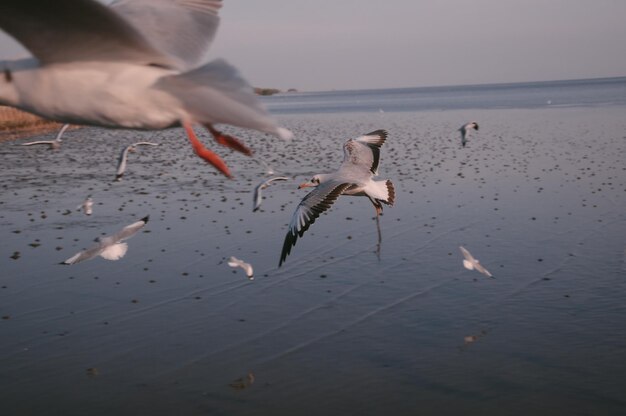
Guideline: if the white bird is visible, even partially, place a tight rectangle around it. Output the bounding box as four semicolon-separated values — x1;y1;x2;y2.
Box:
459;121;479;148
279;130;395;266
0;0;292;178
61;215;149;265
19;123;70;150
459;246;493;278
77;196;93;215
227;256;254;279
253;176;289;212
114;141;159;181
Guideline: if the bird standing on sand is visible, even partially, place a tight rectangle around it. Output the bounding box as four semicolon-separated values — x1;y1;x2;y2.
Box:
459;121;479;148
61;215;149;264
114;141;159;181
459;246;493;278
0;0;292;178
279;130;395;266
19;123;69;151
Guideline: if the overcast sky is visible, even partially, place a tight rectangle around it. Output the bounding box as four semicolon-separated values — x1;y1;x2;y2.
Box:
1;0;625;91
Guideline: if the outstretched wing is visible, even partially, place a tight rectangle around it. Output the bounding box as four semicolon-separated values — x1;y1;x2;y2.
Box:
61;243;104;265
279;182;351;266
111;215;149;242
459;246;475;262
341;130;387;175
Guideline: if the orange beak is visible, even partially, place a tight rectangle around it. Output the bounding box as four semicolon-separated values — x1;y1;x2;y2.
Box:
298;182;314;189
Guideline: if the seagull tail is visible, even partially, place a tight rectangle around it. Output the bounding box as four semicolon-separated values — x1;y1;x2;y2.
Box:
370;179;395;207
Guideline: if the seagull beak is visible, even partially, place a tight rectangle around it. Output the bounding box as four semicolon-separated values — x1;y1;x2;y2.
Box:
298;182;313;189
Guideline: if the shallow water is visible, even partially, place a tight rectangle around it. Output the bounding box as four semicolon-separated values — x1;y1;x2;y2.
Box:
1;107;625;415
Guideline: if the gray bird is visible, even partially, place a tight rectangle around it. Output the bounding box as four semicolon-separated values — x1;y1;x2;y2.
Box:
459;246;493;278
253;176;289;212
19;123;69;150
114;141;159;181
459;121;479;148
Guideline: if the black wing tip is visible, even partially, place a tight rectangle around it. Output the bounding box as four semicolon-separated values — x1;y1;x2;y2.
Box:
365;129;388;139
140;215;150;223
59;261;69;265
278;231;297;267
385;180;396;206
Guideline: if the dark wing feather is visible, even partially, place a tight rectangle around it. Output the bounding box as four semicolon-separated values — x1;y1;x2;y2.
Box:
342;130;387;175
279;182;351;266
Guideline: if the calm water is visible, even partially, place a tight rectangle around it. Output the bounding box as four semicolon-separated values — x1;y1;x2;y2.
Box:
1;79;625;415
262;77;626;114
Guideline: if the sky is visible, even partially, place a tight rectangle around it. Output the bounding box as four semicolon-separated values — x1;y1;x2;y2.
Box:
1;0;625;92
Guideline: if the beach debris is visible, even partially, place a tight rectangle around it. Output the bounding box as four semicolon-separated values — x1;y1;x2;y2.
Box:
77;196;93;215
253;176;289;211
86;367;99;378
18;123;69;151
459;121;479;148
228;256;254;279
459;246;493;278
114;142;159;182
279;130;395;266
229;372;255;390
61;215;149;265
0;1;292;178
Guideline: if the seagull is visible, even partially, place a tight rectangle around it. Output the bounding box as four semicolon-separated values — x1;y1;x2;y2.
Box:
19;123;70;150
459;246;493;278
77;196;93;215
114;141;159;181
253;176;289;212
0;0;292;178
61;215;149;265
279;130;395;266
227;256;254;279
459;121;479;148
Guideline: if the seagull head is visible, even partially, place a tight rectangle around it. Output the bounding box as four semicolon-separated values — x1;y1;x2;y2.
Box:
298;174;323;189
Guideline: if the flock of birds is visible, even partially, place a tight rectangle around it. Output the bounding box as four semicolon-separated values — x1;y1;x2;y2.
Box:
1;0;491;279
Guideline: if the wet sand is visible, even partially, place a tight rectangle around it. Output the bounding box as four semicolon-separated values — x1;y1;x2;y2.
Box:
1;107;625;415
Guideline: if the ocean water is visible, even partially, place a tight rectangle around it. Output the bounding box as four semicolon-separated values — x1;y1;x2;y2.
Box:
262;76;626;114
1;78;625;415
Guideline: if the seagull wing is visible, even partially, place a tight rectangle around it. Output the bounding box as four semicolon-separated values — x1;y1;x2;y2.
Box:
62;243;105;265
474;262;493;278
279;181;351;266
340;130;387;176
459;246;475;262
20;141;54;146
228;256;253;277
131;142;160;146
110;216;149;242
111;0;222;70
115;146;133;179
55;124;70;141
252;176;288;211
99;242;129;260
0;0;174;67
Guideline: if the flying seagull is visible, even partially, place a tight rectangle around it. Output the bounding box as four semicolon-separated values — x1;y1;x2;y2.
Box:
61;215;149;265
253;176;289;212
459;246;493;278
279;130;395;266
227;256;254;279
19;123;70;150
0;0;292;178
459;121;479;148
114;141;159;181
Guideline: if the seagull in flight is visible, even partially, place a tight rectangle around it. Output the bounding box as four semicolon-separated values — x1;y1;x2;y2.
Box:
253;176;289;212
227;256;254;279
114;141;159;181
279;130;395;266
459;121;479;148
19;123;70;150
61;215;149;265
459;246;493;278
0;0;292;178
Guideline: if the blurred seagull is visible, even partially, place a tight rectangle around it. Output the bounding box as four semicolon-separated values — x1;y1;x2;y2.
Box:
19;123;69;151
114;141;159;181
77;196;93;215
459;246;493;278
0;0;292;178
61;215;149;265
253;176;289;212
227;256;254;279
459;121;479;148
279;130;395;266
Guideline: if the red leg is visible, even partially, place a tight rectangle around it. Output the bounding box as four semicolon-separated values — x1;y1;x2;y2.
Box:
184;122;232;178
205;124;253;156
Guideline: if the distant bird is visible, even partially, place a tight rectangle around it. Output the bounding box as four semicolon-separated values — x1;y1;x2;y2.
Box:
459;121;479;148
19;123;69;150
253;176;289;212
61;215;149;265
227;256;254;279
279;130;395;266
0;0;292;178
114;141;159;181
77;196;93;216
459;246;493;278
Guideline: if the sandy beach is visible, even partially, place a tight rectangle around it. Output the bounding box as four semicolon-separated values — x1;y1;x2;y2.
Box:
1;107;625;415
